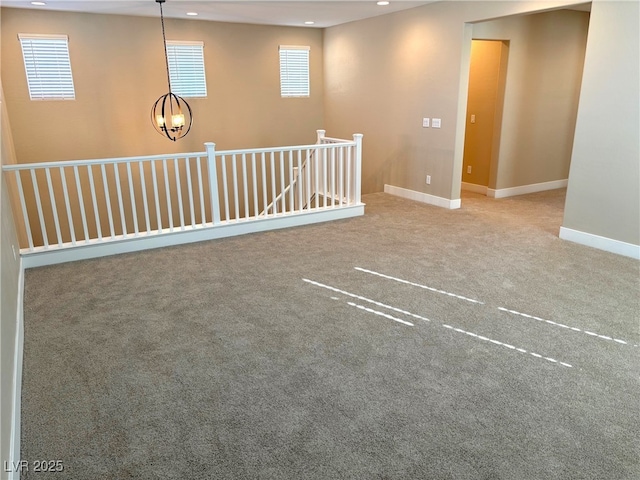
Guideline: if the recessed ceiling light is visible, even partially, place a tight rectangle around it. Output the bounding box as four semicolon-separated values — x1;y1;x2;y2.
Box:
377;1;390;5
31;1;46;5
186;12;198;16
304;21;315;25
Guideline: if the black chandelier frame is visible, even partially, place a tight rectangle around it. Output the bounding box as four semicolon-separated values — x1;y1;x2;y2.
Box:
151;0;193;141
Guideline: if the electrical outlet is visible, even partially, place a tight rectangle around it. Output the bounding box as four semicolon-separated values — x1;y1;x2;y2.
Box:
426;175;431;185
467;166;472;174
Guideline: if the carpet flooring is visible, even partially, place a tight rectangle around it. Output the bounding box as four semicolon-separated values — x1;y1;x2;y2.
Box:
20;189;639;479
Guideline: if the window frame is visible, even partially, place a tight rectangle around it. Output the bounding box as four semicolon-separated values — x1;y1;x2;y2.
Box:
18;33;76;101
165;40;207;99
279;45;310;98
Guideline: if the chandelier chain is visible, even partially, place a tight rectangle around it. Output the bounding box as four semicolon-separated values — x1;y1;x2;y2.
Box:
159;1;172;93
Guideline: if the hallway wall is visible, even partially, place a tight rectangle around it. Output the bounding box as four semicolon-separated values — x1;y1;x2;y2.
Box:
563;0;640;250
472;9;589;191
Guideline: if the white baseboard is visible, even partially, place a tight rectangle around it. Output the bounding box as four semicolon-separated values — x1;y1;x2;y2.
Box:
384;184;461;209
461;182;488;195
559;227;640;260
487;179;568;199
9;260;24;480
21;205;365;269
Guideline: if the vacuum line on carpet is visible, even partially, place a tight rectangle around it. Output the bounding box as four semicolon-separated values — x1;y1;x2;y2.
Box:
347;301;414;326
498;307;630;346
354;267;484;305
305;278;574;369
441;324;573;368
303;278;432;323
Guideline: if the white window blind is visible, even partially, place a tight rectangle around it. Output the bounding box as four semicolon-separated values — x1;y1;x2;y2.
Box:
166;41;207;98
18;34;75;100
279;46;310;97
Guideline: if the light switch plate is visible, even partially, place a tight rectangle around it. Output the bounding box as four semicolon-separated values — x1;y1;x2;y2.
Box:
432;118;441;128
422;118;430;128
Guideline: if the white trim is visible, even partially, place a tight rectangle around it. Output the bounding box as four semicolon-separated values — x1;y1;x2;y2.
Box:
487;179;568;199
461;182;488;195
21;205;365;269
384;184;460;210
9;259;24;480
559;227;640;260
279;45;310;51
17;33;68;41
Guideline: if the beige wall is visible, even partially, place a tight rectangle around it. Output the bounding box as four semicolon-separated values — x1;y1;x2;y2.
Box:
563;0;640;246
473;9;589;190
324;1;591;197
1;8;325;163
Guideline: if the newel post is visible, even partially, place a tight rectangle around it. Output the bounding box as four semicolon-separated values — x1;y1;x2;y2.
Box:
353;133;363;204
316;129;326;144
205;142;220;225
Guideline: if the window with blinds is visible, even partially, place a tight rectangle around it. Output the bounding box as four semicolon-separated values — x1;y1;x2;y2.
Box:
279;46;310;97
18;34;75;100
166;41;207;98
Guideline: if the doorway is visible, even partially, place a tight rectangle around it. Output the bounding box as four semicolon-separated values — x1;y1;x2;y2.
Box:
461;40;508;195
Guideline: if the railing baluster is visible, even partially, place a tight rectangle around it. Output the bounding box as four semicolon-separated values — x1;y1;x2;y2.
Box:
59;167;76;245
339;146;344;207
232;154;239;221
14;171;34;251
113;163;127;238
174;158;185;230
196;156;206;226
162;158;173;232
45;168;63;246
322;148;328;208
73;166;90;243
261;152;267;215
346;146;352;205
297;149;303;213
314;148;319;209
279;151;286;214
330;147;336;207
186;157;195;228
139;161;150;234
270;152;277;214
100;164;115;239
251;153;258;218
288;150;294;213
305;149;311;210
151;160;162;231
87;165;102;241
126;162;139;236
242;153;249;220
221;154;230;222
30;170;48;248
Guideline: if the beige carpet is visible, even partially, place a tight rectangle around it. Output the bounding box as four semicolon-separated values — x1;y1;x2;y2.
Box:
21;189;639;479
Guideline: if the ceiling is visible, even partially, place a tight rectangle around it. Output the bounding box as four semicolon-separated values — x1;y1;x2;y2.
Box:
1;1;438;28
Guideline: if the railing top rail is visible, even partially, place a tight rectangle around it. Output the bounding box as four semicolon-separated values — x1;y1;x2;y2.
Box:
216;140;355;157
320;136;353;144
2;151;208;171
1;135;358;172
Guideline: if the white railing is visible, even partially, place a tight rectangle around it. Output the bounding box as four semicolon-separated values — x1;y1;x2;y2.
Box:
3;130;363;264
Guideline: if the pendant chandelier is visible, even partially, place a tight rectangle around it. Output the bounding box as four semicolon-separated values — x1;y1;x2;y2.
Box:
151;0;192;141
